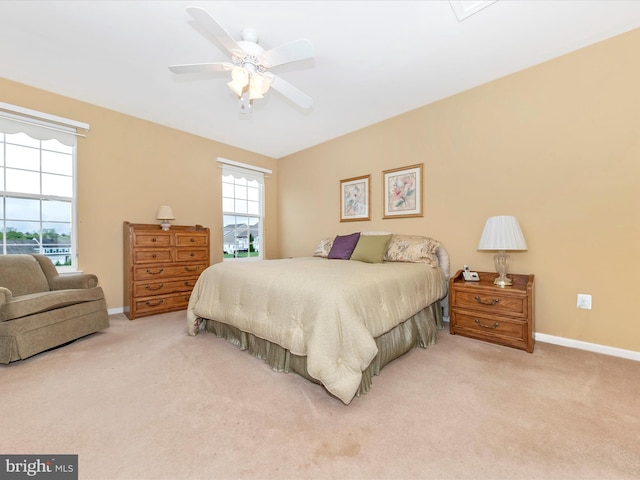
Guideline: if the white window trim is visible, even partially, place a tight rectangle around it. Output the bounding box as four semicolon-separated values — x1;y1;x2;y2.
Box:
0;104;89;271
218;158;268;261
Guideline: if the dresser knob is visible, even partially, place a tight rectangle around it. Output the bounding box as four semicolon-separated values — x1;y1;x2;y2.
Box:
474;295;499;305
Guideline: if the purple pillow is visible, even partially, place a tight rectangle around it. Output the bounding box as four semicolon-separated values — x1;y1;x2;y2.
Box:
328;232;361;260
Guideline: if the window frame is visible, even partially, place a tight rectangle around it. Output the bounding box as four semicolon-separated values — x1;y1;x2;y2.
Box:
0;104;88;272
218;158;271;262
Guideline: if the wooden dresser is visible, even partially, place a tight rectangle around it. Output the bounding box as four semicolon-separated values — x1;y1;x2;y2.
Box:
123;222;210;320
449;270;535;353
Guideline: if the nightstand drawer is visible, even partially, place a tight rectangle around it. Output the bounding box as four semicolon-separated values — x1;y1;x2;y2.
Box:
451;310;526;339
452;290;526;318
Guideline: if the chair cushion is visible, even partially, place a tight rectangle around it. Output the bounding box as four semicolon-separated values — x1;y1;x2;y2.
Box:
0;255;50;296
0;287;105;322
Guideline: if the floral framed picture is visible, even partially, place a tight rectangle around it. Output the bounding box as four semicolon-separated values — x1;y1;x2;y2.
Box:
382;163;423;219
340;174;371;222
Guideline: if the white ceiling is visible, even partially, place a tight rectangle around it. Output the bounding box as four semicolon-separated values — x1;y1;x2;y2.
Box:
0;1;639;159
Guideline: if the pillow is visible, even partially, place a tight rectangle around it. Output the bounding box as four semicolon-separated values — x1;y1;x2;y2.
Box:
313;237;334;258
350;234;393;263
384;234;440;267
327;232;361;260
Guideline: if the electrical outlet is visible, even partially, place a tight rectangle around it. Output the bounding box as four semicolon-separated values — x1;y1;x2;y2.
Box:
577;294;592;310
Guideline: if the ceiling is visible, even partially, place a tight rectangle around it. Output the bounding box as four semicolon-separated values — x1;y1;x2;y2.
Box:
0;1;639;159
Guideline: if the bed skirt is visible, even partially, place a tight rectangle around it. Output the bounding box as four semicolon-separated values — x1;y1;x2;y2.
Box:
201;300;444;400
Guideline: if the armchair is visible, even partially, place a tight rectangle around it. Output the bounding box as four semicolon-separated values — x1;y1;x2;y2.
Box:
0;254;109;363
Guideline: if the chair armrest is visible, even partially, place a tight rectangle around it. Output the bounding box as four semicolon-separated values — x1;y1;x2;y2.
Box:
49;274;99;291
0;287;12;307
32;254;98;290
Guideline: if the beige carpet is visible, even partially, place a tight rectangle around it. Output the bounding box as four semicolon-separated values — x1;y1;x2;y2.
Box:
1;312;638;480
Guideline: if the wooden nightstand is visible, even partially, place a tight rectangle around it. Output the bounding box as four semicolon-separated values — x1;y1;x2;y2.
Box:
449;270;535;353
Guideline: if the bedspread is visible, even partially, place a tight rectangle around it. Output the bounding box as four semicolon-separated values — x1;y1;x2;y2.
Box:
187;257;447;404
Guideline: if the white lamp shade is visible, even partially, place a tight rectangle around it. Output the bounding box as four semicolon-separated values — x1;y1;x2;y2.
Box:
477;215;528;251
156;206;175;220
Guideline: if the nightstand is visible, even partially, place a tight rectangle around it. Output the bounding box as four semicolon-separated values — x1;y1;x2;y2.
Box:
449;270;535;353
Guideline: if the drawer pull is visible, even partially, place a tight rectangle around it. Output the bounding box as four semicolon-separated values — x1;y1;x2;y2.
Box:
184;281;193;286
152;253;157;258
145;299;165;306
190;238;195;242
145;284;164;291
152;238;157;242
146;268;164;275
474;295;499;305
474;319;500;329
185;266;199;272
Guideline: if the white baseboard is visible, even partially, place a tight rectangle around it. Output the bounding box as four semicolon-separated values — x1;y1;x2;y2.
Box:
108;306;124;315
535;332;640;362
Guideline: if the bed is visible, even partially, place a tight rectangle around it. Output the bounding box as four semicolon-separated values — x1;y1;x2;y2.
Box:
186;233;449;404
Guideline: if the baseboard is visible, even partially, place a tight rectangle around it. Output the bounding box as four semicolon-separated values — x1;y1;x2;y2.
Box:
535;332;640;362
108;306;124;315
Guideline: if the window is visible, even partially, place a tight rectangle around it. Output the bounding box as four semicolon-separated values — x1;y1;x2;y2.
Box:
0;104;88;270
219;158;270;261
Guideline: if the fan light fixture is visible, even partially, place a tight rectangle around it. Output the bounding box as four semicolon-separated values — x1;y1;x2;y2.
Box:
227;65;272;111
477;215;528;287
168;7;314;113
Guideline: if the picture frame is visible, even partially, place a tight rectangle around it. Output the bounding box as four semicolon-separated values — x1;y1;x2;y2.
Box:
340;174;371;222
382;163;423;219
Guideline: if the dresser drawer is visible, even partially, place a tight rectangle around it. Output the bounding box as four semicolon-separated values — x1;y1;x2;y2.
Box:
133;249;173;264
132;292;192;316
133;233;172;247
176;233;208;247
175;248;208;262
133;278;198;297
133;263;208;281
452;290;526;318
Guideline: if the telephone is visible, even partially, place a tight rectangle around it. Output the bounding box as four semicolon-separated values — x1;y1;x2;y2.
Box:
462;265;480;282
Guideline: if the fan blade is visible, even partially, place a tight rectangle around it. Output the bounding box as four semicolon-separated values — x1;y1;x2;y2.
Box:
268;74;313;109
169;62;233;74
260;38;314;68
186;7;243;58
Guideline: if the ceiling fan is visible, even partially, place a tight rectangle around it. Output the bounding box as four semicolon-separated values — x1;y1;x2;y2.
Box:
169;7;315;113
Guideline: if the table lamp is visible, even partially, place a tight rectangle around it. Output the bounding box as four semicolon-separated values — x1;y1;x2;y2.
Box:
157;206;175;231
477;215;527;287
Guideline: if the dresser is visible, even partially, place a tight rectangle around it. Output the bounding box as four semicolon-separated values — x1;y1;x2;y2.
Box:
449;270;535;352
123;222;210;320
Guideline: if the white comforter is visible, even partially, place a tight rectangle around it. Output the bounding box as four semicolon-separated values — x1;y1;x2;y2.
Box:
187;257;447;404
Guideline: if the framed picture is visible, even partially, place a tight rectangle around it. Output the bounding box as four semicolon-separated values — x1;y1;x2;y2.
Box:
382;163;423;219
340;174;371;222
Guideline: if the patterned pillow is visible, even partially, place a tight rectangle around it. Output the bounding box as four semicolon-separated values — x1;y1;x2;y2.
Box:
313;237;334;258
384;234;440;267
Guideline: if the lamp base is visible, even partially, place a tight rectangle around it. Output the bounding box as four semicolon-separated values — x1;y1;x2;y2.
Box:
494;274;513;287
160;221;171;231
493;251;512;287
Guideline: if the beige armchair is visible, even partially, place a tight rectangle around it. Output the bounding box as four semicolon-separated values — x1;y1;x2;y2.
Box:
0;254;109;363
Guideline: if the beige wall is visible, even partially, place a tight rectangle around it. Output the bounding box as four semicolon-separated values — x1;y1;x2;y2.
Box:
278;29;640;352
0;78;278;310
